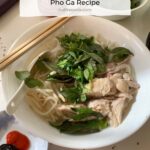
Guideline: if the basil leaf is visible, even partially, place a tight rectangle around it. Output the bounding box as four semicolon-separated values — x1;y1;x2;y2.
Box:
72;108;103;121
15;71;30;80
68;51;77;59
58;33;94;50
78;48;104;64
97;64;106;73
15;71;43;88
89;43;108;63
60;87;87;103
25;78;43;88
35;58;50;72
74;54;90;65
60;87;81;103
47;74;74;83
110;47;133;62
88;52;104;64
56;119;108;134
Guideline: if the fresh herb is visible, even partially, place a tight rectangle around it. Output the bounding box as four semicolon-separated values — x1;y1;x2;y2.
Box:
15;71;30;80
57;33;94;51
84;69;90;81
57;33;107;85
74;54;90;65
35;57;61;73
70;66;84;82
78;48;104;64
47;73;74;83
109;47;133;63
89;43;108;63
15;71;43;88
35;58;50;71
56;118;108;134
24;78;43;88
72;107;103;121
131;0;141;9
52;106;108;134
60;87;87;102
83;60;96;81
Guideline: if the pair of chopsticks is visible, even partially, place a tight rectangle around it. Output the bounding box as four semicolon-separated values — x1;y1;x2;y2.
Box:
0;17;72;71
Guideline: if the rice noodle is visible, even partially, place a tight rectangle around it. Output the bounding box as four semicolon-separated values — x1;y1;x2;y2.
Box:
26;81;65;124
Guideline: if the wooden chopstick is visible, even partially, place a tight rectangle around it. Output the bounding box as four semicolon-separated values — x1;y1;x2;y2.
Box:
0;17;72;71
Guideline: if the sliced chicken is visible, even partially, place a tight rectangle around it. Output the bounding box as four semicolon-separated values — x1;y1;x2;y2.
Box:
109;73;139;93
116;79;129;93
109;73;122;83
117;93;133;101
109;97;131;127
127;80;140;89
88;92;134;127
123;73;132;80
88;99;111;116
88;78;116;97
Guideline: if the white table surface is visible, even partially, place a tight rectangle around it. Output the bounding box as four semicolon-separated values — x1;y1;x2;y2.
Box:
0;3;150;150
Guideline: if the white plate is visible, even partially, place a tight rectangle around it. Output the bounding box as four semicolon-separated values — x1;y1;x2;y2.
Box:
2;16;150;149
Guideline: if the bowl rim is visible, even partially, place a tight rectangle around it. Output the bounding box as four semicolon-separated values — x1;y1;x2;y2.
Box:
131;0;148;12
2;16;150;149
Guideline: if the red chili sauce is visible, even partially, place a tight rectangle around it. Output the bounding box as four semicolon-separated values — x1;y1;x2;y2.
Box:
6;130;30;150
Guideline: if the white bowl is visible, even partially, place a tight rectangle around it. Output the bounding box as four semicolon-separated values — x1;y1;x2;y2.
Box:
103;0;149;21
2;16;150;149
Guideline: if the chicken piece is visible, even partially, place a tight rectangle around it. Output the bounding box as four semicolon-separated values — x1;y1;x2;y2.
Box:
109;73;122;84
109;97;130;127
89;78;116;97
109;73;122;82
117;93;133;101
88;99;111;116
109;93;133;127
123;73;132;80
127;80;140;89
88;93;133;127
110;72;139;93
112;73;123;79
126;80;140;95
116;79;129;93
109;73;129;93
